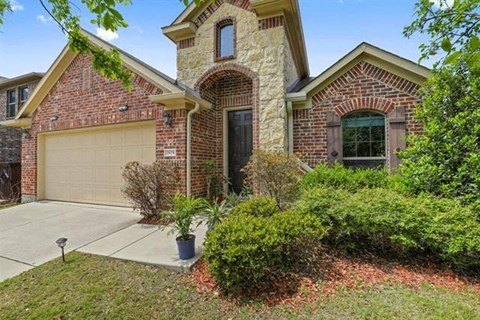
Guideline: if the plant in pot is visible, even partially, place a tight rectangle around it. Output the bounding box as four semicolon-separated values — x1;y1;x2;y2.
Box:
202;199;232;231
166;193;206;260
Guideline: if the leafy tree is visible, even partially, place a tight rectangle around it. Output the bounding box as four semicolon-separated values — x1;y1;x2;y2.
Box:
404;0;480;65
0;0;207;87
399;52;480;203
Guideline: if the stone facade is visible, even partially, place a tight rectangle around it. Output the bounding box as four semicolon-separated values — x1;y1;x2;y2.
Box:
293;61;422;169
177;2;300;151
21;54;186;201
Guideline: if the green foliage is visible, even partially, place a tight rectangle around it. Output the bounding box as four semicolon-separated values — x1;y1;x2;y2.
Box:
243;151;302;211
1;0;132;88
122;161;179;219
301;163;389;192
0;0;10;26
202;199;231;228
166;194;206;241
404;0;480;65
297;186;480;267
204;210;324;292
204;159;220;200
399;53;480;204
230;197;279;218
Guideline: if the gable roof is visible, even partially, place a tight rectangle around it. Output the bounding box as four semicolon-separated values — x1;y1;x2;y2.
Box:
163;0;310;78
14;29;208;122
292;42;431;96
0;72;44;90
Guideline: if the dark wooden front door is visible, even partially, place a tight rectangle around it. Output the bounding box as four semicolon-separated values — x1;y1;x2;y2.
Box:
228;109;253;194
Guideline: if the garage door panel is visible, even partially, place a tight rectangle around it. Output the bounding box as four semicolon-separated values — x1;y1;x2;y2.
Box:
43;122;155;206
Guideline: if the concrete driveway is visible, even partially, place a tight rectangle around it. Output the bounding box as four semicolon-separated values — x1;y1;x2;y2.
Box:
0;201;139;281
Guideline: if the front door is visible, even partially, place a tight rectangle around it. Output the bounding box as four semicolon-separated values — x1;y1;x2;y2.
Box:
228;109;253;194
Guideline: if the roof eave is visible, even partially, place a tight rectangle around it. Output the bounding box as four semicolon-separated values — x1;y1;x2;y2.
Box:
300;42;432;95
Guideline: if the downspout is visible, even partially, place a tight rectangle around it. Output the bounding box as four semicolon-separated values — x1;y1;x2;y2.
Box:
186;102;200;197
286;100;294;154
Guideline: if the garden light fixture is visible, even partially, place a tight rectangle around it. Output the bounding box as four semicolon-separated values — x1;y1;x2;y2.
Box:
56;237;68;262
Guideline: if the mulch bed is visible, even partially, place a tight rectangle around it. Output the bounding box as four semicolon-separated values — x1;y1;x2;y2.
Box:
189;247;480;308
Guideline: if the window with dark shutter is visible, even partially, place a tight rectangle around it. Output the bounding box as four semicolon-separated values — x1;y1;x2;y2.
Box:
341;111;386;169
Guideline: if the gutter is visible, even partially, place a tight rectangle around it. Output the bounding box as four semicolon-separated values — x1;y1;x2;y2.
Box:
286;100;294;154
186;102;200;197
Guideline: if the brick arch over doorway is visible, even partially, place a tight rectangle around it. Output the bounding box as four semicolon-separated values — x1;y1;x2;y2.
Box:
190;64;259;196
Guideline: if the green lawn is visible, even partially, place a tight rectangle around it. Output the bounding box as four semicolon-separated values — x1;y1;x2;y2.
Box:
0;252;479;319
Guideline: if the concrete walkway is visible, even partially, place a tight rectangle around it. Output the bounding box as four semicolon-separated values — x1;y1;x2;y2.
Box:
0;201;140;282
78;223;207;272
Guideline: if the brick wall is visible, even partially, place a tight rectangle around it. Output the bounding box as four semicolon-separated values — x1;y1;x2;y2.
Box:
190;68;254;196
293;61;422;169
22;54;187;200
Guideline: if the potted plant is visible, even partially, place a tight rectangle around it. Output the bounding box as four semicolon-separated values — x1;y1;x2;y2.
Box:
167;194;206;260
202;199;232;231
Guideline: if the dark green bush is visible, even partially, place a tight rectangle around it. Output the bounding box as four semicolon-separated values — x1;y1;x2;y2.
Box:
204;210;324;292
230;196;278;217
399;54;480;205
296;186;480;267
301;163;389;192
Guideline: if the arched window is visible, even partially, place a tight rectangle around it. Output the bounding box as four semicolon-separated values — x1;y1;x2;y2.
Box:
342;111;386;168
216;20;235;59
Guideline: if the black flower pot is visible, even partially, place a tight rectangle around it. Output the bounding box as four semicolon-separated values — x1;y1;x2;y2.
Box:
176;234;196;260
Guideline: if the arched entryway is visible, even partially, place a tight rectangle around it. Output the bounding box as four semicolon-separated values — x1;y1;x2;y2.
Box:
191;64;259;195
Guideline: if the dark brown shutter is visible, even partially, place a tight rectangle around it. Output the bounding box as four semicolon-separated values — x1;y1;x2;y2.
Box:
326;111;342;165
388;106;406;170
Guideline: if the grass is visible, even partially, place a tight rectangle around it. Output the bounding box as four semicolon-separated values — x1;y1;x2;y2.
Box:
0;253;479;319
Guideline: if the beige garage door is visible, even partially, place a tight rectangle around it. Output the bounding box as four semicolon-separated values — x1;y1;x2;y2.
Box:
42;122;156;206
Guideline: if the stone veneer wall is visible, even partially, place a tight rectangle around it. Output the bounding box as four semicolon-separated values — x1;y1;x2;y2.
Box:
22;54;187;201
293;61;422;169
176;1;300;151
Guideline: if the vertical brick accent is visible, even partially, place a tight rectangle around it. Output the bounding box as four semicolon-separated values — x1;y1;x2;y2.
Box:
293;61;422;170
194;0;252;27
21;54;188;200
258;16;285;30
178;38;195;49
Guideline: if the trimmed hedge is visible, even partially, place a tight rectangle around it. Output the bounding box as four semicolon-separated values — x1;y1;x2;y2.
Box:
204;210;324;292
301;163;389;192
230;197;278;217
296;186;480;267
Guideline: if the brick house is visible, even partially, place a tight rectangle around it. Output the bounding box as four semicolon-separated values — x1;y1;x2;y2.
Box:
0;73;43;200
3;0;430;206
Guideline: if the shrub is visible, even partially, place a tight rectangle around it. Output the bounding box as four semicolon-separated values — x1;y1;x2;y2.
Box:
243;151;301;210
399;53;480;204
230;197;278;217
166;194;206;241
122;161;179;219
202;199;232;229
204;210;324;292
301;163;389;192
297;186;480;267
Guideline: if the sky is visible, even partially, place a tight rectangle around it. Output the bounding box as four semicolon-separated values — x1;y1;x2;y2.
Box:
0;0;434;79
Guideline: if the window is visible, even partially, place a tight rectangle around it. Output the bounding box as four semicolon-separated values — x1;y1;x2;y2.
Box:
216;20;234;59
6;89;16;119
342;111;386;168
5;86;29;118
19;86;29;106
